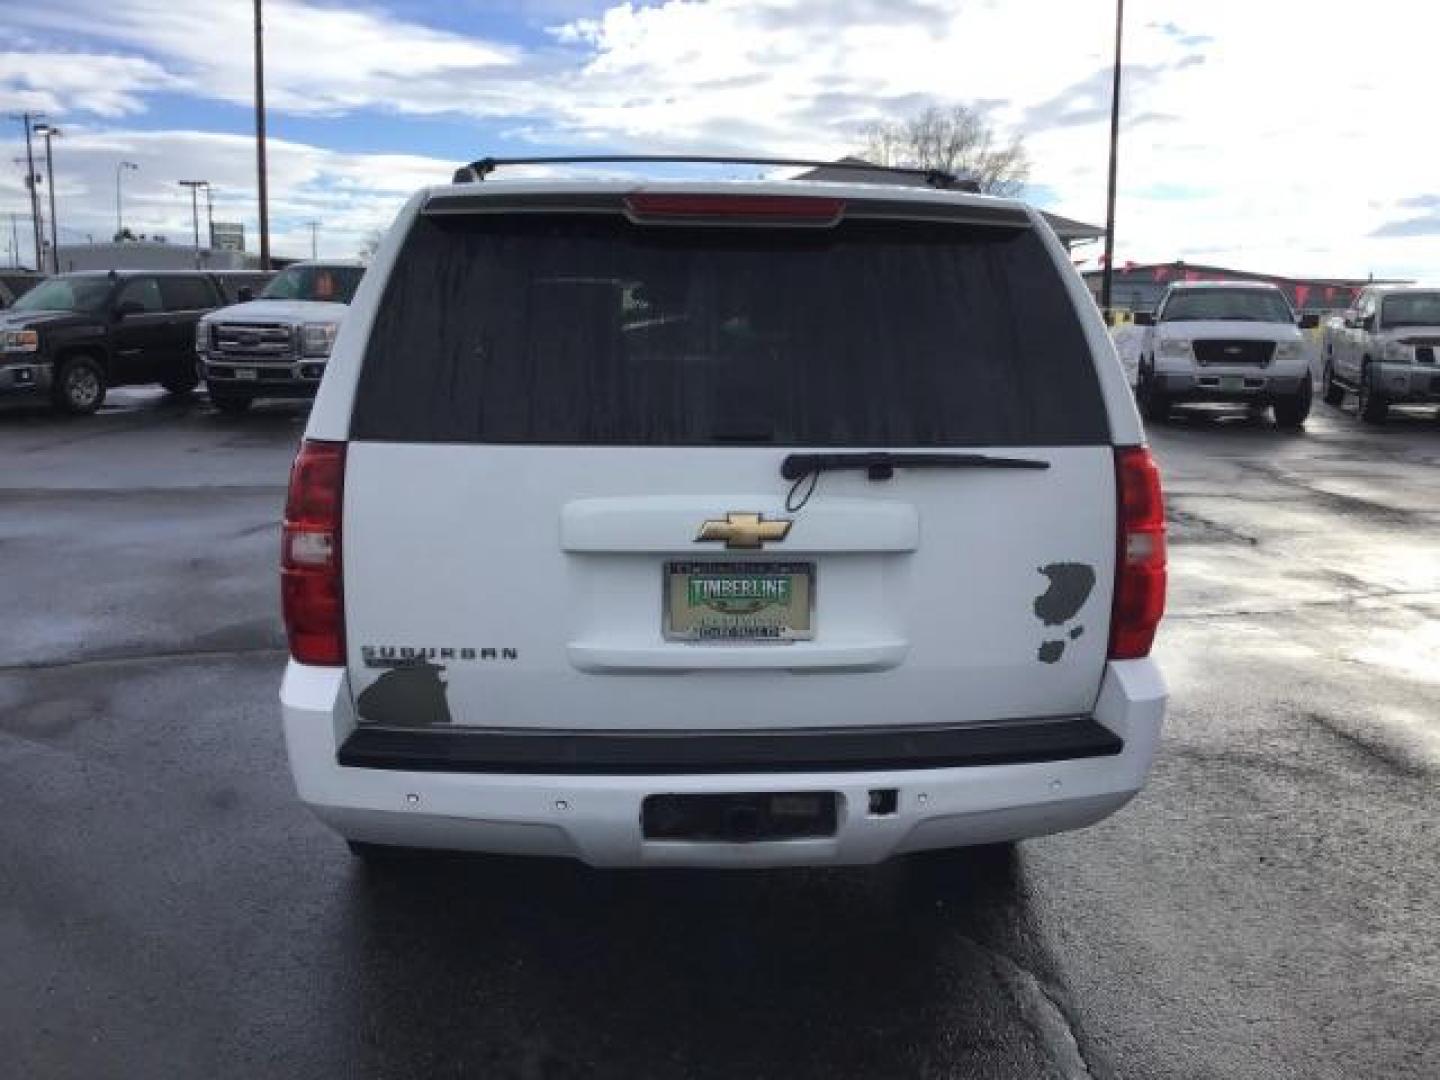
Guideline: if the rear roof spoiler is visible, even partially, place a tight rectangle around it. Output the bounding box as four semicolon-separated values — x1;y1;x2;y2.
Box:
422;189;1029;229
451;154;981;193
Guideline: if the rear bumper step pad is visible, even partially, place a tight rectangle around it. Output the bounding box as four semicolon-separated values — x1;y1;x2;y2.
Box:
336;717;1122;774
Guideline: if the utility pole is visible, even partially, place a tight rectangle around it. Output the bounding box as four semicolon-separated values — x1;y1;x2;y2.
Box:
178;180;208;266
8;212;19;268
253;0;271;270
204;184;215;247
11;112;44;270
307;220;318;259
1099;0;1124;316
35;123;61;274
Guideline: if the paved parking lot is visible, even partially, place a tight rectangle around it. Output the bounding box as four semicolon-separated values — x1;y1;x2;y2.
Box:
2;390;1437;1079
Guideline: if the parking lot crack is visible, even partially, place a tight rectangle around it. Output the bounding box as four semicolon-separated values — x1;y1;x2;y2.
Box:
0;645;287;675
984;944;1096;1079
1170;586;1437;621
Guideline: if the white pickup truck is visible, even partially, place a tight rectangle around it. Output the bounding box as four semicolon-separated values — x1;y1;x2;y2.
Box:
1320;285;1440;423
1133;281;1318;428
195;260;365;413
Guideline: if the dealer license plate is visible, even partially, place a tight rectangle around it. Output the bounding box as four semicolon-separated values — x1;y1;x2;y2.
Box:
664;561;814;642
1220;375;1245;391
235;368;259;381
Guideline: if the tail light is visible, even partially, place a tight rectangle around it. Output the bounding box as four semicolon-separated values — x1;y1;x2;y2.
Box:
1109;446;1167;659
623;193;844;226
282;440;346;665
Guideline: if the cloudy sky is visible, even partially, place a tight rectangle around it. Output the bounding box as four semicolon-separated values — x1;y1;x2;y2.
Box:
1;0;1436;279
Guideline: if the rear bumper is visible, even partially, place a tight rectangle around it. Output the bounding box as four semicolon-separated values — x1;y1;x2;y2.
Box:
281;660;1167;868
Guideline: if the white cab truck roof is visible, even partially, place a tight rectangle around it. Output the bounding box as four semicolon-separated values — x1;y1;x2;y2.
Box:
1161;280;1286;292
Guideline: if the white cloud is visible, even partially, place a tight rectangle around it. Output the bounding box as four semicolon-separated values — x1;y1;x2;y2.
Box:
4;0;1440;278
8;0;525;117
0;127;451;263
0;49;180;117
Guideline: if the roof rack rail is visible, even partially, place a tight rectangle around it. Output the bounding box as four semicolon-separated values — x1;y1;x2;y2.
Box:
450;155;979;192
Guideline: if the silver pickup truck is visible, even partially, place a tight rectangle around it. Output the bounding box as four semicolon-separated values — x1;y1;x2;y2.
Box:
1321;285;1440;424
195;260;365;413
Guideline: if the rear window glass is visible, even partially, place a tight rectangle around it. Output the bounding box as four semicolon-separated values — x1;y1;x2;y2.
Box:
352;213;1108;446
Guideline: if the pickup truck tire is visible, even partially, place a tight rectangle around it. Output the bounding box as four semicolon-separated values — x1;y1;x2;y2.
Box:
1358;365;1388;425
1322;362;1345;407
1137;369;1170;423
1273;377;1312;429
161;370;199;396
209;390;254;414
51;354;107;416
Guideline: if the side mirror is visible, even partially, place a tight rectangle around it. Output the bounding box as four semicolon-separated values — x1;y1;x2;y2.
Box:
114;300;145;319
1361;315;1376;332
1298;312;1319;329
236;286;254;302
1133;311;1155;327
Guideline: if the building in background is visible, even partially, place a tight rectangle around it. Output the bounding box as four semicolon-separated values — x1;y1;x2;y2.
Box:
1083;262;1410;315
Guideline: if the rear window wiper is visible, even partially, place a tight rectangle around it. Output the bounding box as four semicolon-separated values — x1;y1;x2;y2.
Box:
780;452;1049;510
781;451;1050;482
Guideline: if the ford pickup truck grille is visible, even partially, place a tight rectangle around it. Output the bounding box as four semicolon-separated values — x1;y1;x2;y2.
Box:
211;322;294;359
1193;340;1275;366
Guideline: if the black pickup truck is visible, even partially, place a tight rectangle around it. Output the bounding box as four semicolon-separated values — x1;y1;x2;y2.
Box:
0;270;225;414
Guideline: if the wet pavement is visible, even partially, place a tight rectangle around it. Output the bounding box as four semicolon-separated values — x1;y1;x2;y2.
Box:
2;390;1437;1078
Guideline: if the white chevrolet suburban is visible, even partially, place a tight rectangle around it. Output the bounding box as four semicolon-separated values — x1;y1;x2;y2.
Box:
280;156;1168;869
1320;285;1440;423
1134;281;1318;427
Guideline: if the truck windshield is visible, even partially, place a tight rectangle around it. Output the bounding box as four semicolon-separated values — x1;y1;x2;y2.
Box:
260;265;364;303
9;276;112;314
1380;293;1440;327
1161;289;1294;323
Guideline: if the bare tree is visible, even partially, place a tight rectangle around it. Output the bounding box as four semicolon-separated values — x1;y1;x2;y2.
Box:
858;105;1030;197
357;228;385;261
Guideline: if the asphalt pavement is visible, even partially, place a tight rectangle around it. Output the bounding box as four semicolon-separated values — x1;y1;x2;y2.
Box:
2;389;1437;1079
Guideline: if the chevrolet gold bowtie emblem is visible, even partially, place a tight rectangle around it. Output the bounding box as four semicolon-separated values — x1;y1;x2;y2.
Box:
695;512;793;550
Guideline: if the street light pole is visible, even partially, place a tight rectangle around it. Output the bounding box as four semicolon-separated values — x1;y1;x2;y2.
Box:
307;220;318;259
11;112;44;270
1100;0;1125;315
253;0;271;270
115;161;139;239
204;184;214;247
35;123;61;274
178;180;208;266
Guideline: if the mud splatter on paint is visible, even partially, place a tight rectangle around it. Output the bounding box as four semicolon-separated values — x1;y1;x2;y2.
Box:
1033;563;1096;626
356;657;452;726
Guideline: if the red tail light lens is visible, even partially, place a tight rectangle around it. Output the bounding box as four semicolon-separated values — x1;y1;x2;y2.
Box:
623;193;845;225
1109;446;1167;659
282;440;346;666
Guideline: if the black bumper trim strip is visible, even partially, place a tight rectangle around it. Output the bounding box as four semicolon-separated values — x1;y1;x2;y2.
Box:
336;717;1123;775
